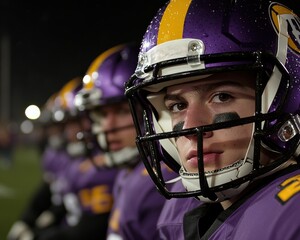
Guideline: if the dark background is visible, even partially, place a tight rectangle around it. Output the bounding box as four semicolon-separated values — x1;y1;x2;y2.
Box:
1;0;299;126
0;0;167;124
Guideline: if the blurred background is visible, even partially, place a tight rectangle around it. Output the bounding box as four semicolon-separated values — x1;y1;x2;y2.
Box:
4;1;299;239
0;0;166;123
0;0;166;238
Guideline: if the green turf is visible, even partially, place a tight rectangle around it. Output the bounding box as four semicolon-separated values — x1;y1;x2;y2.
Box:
0;144;42;240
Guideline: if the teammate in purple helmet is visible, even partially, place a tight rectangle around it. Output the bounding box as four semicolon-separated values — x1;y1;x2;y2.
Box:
125;0;300;239
75;43;177;239
35;77;119;240
7;90;70;240
8;77;119;240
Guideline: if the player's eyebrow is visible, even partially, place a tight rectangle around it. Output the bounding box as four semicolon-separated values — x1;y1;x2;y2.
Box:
163;80;244;102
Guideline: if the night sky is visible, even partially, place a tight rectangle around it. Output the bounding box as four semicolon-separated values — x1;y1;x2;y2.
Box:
1;0;299;124
0;0;167;123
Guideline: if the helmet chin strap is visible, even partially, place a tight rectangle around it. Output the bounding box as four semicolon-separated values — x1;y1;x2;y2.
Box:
179;111;256;202
179;151;254;203
95;126;139;167
104;147;139;167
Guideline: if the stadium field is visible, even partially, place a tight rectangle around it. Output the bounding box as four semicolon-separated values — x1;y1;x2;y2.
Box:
0;144;42;239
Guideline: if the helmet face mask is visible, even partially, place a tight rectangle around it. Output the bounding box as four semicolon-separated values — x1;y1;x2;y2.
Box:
125;0;300;201
57;77;91;158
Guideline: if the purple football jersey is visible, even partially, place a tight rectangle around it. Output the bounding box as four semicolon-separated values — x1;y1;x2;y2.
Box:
66;159;120;216
157;180;201;240
106;161;177;240
184;168;300;239
41;147;71;184
41;147;73;206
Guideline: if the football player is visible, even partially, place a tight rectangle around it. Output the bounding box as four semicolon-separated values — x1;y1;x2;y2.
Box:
125;0;300;239
36;78;119;240
75;43;177;239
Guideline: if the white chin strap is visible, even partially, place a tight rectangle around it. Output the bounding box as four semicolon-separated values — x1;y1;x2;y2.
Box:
104;147;139;167
180;158;253;202
180;132;255;203
96;130;139;167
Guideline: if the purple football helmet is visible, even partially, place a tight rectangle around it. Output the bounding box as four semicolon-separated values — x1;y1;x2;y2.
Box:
75;43;140;167
56;77;83;122
55;77;90;157
39;92;60;126
75;43;139;111
125;0;300;201
38;78;85;152
38;92;66;150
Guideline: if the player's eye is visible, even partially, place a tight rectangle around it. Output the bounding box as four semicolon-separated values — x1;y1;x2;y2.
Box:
167;102;187;113
211;92;233;103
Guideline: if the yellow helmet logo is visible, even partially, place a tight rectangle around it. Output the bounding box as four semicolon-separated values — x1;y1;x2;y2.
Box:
269;3;300;55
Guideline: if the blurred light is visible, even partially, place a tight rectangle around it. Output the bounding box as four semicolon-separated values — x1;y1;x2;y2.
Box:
53;110;64;122
83;75;91;84
91;72;98;80
25;105;41;120
20;120;34;134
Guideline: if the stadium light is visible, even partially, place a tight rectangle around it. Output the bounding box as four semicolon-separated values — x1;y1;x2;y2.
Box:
25;105;41;120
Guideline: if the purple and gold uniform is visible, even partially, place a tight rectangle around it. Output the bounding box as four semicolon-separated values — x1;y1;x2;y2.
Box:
66;158;119;219
125;0;300;239
40;156;119;240
183;167;300;239
42;146;70;185
157;181;200;240
36;156;119;240
42;147;72;207
106;161;176;240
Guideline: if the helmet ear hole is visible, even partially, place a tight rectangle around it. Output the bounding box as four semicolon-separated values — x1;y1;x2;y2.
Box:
262;114;300;154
